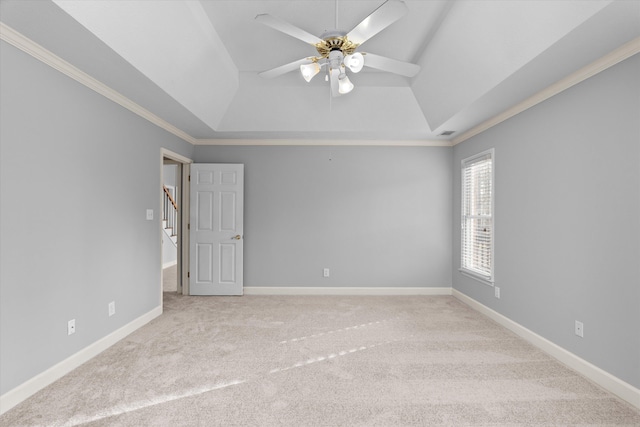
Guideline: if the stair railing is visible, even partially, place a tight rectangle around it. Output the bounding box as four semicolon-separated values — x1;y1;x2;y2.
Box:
163;185;178;239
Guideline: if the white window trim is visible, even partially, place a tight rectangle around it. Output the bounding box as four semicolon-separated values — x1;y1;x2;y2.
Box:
460;148;495;286
458;268;494;286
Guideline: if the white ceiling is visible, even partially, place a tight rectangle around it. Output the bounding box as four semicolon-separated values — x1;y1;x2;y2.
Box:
1;0;639;143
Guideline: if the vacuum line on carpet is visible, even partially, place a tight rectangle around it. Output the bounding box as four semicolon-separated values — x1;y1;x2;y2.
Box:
278;316;401;344
58;379;246;427
269;335;414;374
57;334;413;426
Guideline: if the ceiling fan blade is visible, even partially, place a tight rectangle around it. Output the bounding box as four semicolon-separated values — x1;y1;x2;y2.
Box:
363;53;420;77
258;58;312;79
347;0;408;46
255;14;323;46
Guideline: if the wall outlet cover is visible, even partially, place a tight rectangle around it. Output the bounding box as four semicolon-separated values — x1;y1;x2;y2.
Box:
575;320;584;338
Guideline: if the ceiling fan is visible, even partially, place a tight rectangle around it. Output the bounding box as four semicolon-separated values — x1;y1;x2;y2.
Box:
255;0;420;97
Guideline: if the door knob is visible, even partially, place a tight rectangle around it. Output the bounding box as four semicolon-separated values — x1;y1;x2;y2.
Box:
232;235;242;240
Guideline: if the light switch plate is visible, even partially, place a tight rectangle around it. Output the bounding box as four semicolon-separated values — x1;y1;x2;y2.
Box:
146;209;154;220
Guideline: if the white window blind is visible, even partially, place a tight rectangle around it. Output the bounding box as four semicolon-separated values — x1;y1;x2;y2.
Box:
461;150;494;283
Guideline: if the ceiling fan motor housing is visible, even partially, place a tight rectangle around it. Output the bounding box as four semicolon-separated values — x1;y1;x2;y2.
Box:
315;30;358;58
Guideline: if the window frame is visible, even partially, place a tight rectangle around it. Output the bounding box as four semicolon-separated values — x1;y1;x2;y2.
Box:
459;148;495;286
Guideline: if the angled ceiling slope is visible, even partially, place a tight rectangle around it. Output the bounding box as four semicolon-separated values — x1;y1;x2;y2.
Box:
414;0;612;131
1;0;639;145
52;0;238;131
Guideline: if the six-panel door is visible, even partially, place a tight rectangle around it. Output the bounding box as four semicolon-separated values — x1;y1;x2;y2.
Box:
189;164;244;295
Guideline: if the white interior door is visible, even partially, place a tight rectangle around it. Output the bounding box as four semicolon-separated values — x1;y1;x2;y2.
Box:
189;164;244;295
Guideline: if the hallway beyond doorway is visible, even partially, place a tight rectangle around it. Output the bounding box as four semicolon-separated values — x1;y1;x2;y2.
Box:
163;265;177;293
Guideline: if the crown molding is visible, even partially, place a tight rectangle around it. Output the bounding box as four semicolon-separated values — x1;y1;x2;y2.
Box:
452;36;640;146
3;22;637;148
0;22;197;145
194;138;452;147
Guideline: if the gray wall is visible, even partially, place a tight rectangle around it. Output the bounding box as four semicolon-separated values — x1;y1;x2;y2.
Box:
3;17;636;402
0;41;193;394
452;54;640;388
162;164;178;188
194;146;452;288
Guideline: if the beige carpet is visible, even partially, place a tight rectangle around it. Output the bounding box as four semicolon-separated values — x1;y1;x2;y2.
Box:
2;294;639;426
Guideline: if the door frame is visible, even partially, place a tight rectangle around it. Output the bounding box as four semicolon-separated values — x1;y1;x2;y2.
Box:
160;148;192;299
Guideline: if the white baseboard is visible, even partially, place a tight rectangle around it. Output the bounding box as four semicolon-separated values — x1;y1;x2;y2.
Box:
163;260;177;269
0;306;163;415
452;289;640;410
244;286;452;296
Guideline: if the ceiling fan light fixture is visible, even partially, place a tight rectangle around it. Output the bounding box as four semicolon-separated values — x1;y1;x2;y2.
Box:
344;52;364;73
300;62;320;82
257;0;419;98
338;74;354;94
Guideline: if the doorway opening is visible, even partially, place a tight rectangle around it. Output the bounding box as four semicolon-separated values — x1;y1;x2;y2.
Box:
161;149;191;298
162;160;180;293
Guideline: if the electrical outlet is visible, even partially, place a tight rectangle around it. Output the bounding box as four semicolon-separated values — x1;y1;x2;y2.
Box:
108;301;116;317
575;320;584;338
68;319;76;336
146;209;154;220
323;268;330;278
494;286;500;299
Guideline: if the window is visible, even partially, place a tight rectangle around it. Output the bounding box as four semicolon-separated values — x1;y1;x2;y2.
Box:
460;149;494;284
